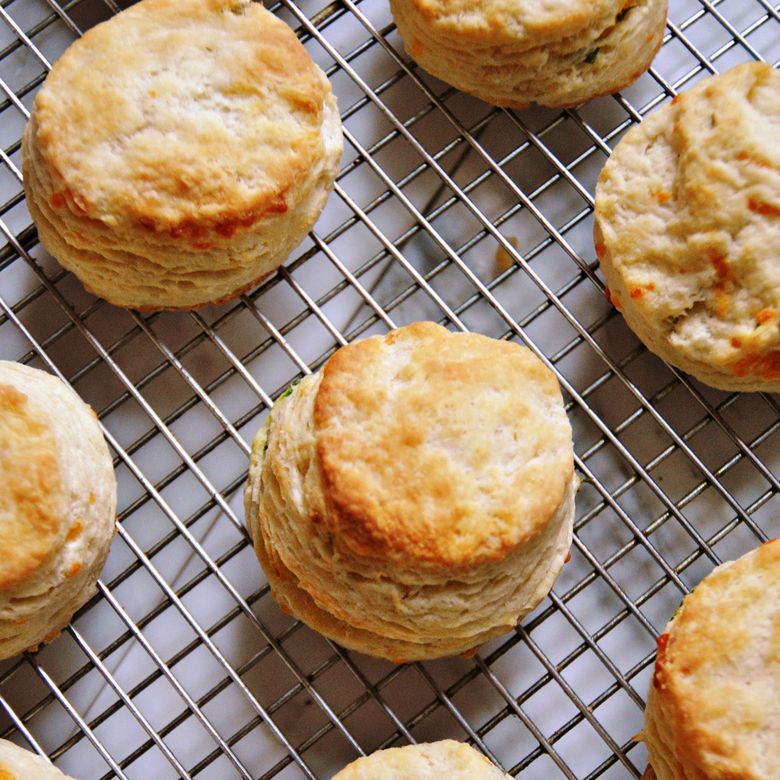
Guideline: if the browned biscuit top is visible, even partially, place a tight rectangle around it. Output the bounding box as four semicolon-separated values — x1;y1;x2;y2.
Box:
0;384;62;590
32;0;331;238
313;322;573;567
332;740;509;779
408;0;623;42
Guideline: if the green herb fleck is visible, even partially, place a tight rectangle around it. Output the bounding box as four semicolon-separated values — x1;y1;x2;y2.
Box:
249;417;272;473
584;48;600;64
279;377;302;400
262;425;271;457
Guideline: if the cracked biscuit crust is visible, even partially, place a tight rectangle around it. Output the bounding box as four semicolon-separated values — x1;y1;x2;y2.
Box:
644;540;780;780
595;63;780;391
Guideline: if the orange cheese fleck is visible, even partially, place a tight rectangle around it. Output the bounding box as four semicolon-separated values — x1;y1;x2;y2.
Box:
88;492;96;505
595;242;606;259
748;197;780;217
732;350;780;379
66;520;83;542
758;352;780;380
715;285;730;317
756;309;775;325
708;249;732;282
734;354;758;377
653;191;671;204
630;287;644;299
605;287;622;311
67;561;82;577
730;337;742;349
736;151;771;168
653;632;670;690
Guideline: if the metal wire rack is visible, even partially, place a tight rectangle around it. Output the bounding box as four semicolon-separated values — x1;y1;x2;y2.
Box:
1;0;778;777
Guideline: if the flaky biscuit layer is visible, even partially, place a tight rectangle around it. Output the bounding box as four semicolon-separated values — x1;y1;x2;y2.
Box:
390;0;667;107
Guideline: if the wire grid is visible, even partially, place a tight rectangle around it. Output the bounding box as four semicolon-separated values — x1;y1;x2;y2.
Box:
0;0;779;776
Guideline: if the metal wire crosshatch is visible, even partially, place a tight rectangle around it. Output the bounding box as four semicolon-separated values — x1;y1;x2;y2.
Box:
0;0;778;777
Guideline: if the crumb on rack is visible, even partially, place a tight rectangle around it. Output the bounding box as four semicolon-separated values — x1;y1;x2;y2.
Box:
494;236;519;272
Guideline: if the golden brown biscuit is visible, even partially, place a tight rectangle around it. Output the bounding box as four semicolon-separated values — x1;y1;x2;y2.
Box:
0;739;75;780
244;322;576;661
332;740;510;779
595;63;780;392
390;0;667;108
22;0;342;310
643;539;780;779
0;361;117;659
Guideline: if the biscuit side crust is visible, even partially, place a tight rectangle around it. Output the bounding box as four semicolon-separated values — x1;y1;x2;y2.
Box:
0;738;75;779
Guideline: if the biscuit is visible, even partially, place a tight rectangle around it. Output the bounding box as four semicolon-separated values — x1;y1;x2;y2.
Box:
595;62;780;392
0;739;75;779
390;0;667;108
244;322;576;661
332;740;510;779
643;539;780;779
0;361;117;659
22;0;342;310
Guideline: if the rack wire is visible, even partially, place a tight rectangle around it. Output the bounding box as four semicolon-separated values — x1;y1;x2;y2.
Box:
0;0;778;777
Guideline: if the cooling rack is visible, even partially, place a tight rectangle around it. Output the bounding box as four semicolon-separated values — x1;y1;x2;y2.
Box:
1;0;778;777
